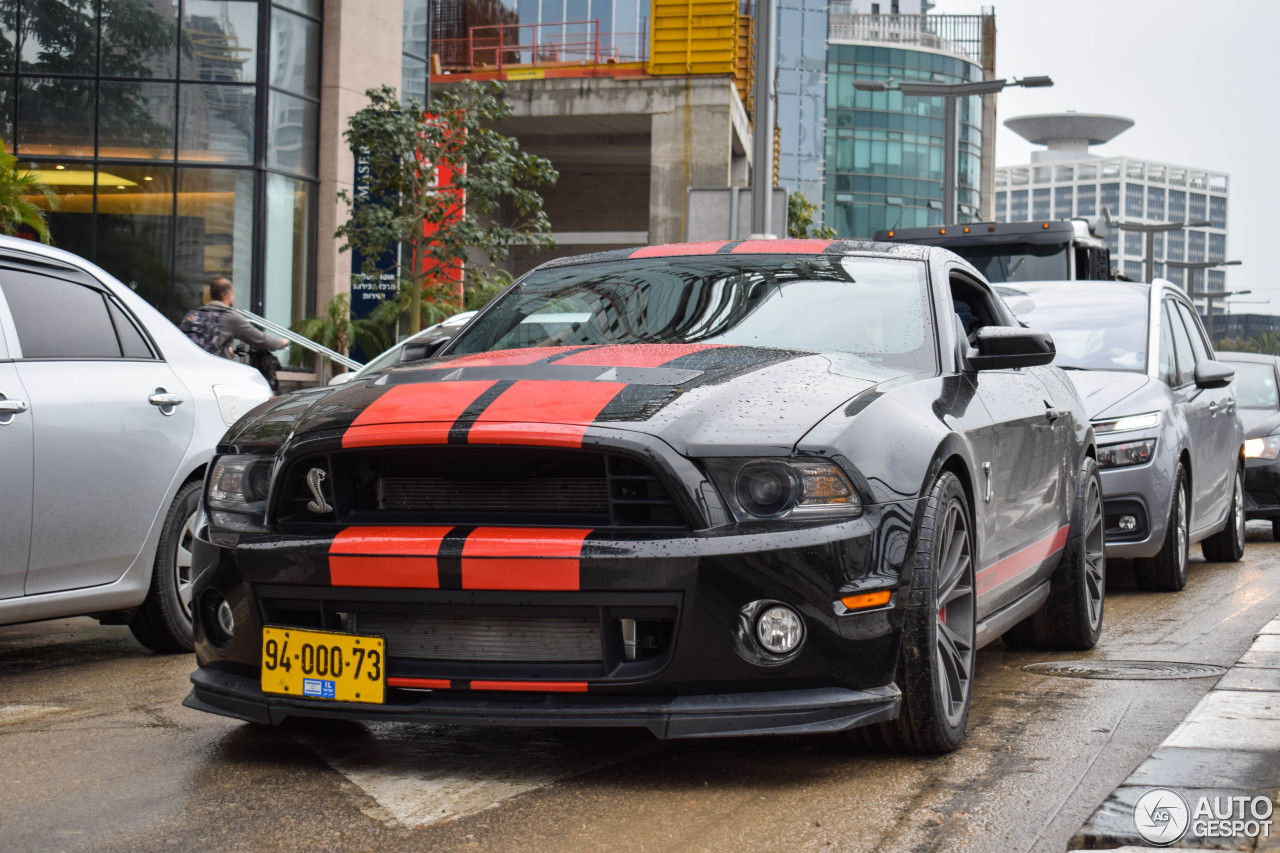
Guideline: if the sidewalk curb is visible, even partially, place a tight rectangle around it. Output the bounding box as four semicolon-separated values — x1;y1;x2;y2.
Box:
1070;620;1280;850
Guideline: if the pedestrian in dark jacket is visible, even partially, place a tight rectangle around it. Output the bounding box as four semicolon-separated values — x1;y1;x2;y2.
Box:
204;277;287;359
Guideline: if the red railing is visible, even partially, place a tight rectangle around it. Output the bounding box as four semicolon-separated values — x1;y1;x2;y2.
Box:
434;19;648;73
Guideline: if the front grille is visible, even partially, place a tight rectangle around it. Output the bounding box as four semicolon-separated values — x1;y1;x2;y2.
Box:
355;613;602;662
276;446;688;528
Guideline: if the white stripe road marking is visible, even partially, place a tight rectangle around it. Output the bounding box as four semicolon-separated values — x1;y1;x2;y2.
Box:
1163;691;1280;752
292;723;659;828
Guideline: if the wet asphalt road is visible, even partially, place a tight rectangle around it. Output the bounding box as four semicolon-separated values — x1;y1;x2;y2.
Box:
5;526;1280;853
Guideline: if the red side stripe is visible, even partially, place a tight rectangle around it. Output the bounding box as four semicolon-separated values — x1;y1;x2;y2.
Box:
329;526;452;588
470;681;589;693
461;527;592;591
975;525;1070;595
342;381;497;448
730;239;834;254
551;343;723;367
466;380;626;449
387;677;452;690
630;242;727;258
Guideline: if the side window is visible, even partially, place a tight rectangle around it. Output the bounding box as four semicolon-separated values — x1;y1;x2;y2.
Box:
950;274;1002;341
1165;301;1197;388
0;271;122;359
1175;302;1211;365
106;298;155;358
1158;304;1177;386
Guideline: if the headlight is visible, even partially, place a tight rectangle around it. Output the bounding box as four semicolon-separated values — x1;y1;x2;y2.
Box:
1245;435;1280;460
1098;439;1156;469
705;458;862;521
1093;411;1161;435
206;454;274;530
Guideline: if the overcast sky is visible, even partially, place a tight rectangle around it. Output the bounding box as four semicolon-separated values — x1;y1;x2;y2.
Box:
930;0;1276;314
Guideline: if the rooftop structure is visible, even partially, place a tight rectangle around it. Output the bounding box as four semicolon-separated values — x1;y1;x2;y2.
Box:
1004;112;1135;163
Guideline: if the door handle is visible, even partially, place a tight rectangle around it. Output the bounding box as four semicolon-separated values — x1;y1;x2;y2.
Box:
1208;401;1220;417
0;397;27;425
1045;407;1067;422
149;388;183;416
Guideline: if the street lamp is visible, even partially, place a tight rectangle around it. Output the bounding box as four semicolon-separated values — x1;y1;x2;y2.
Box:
1102;208;1211;283
1163;259;1244;340
853;75;1054;225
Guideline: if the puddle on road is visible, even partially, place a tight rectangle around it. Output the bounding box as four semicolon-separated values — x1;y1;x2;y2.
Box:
289;723;660;829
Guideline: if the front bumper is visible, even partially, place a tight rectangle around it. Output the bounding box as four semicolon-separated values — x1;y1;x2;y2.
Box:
184;667;900;739
1245;458;1280;519
187;500;920;738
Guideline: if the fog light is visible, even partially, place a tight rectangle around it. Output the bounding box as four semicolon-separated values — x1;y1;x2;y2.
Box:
217;599;235;636
1118;515;1137;531
756;606;804;654
201;590;235;649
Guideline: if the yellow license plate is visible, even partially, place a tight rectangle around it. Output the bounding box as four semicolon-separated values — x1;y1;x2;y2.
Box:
261;626;385;704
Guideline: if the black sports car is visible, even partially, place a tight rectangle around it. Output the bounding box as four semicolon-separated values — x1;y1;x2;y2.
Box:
185;240;1102;753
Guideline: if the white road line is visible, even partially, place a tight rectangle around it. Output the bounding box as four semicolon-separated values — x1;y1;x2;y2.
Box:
292;723;659;828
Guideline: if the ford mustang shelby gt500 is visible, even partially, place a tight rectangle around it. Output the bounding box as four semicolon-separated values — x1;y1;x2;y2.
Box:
185;240;1102;753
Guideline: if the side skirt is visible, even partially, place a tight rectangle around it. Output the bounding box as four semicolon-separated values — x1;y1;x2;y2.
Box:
974;581;1051;650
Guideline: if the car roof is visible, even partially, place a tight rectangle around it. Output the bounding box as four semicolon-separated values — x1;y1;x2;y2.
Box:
533;239;932;270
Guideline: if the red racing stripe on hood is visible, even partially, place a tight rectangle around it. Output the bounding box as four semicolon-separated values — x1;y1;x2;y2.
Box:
629;242;728;258
328;526;452;588
550;343;724;367
342;380;497;447
729;238;833;254
466;379;627;448
459;527;593;591
430;346;580;367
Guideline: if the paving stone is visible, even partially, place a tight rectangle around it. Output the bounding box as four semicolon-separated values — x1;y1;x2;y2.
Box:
1165;692;1280;752
1128;746;1280;791
1071;786;1272;851
1216;667;1280;693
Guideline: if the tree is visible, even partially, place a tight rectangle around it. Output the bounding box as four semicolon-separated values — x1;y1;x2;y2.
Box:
337;81;557;334
787;192;836;240
1253;330;1280;356
0;141;57;243
290;294;389;377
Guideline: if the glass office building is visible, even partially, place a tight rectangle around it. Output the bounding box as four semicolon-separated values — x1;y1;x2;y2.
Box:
0;0;321;333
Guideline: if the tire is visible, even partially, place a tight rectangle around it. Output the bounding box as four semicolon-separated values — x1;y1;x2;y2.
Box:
1202;464;1245;563
859;472;975;754
129;480;200;653
1002;458;1105;651
1134;464;1190;592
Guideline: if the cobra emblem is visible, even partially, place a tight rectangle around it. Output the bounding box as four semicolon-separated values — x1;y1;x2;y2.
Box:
306;468;332;513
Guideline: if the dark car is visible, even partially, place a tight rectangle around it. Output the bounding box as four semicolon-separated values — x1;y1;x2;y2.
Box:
185;240;1100;753
1217;352;1280;539
999;281;1245;592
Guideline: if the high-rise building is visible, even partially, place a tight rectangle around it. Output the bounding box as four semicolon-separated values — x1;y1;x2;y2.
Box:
995;113;1231;304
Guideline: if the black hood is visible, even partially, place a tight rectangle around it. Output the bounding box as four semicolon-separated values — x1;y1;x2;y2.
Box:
228;344;912;456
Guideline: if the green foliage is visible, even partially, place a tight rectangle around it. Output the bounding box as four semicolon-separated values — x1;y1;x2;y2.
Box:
0;142;57;243
787;192;836;240
336;81;557;333
464;267;514;312
290;293;390;372
1215;336;1255;354
1253;330;1280;356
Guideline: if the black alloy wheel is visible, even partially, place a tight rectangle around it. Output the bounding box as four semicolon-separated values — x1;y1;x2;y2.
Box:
859;471;975;753
1003;457;1105;650
129;480;200;653
1135;464;1189;592
1202;465;1245;563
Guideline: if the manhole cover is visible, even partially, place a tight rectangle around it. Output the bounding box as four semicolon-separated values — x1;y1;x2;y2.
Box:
1022;660;1227;680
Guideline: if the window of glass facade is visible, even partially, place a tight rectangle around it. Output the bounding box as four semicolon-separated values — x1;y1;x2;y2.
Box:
824;42;981;237
1209;232;1225;262
1188;230;1205;263
1167;230;1184;262
1032;187;1050;220
1123;260;1142;281
1124;182;1143;218
1207;269;1225;292
1;0;320;325
1101;183;1119;217
1146;186;1164;222
1209;195;1226;229
1169;190;1186;221
1053;187;1071;219
1010;189;1028;221
1189;192;1206;222
994;190;1006;220
1076;184;1096;216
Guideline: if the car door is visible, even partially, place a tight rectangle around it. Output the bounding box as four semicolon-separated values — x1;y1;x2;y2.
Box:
0;266;197;595
950;272;1061;613
1163;299;1220;533
1173;299;1238;530
0;303;32;601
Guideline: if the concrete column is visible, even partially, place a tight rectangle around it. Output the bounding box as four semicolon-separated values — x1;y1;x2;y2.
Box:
978;12;997;221
315;0;404;312
649;79;752;244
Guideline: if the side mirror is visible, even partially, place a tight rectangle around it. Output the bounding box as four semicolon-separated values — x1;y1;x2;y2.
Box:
399;336;449;364
967;326;1056;371
1195;360;1234;390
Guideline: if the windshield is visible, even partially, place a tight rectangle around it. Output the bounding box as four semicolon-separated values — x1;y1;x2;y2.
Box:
961;243;1070;283
447;256;936;372
1229;361;1280;411
997;282;1150;372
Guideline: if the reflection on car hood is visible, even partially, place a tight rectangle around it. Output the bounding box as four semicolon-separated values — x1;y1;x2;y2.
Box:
1062;370;1151;419
1240;408;1280;439
239;344;909;456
